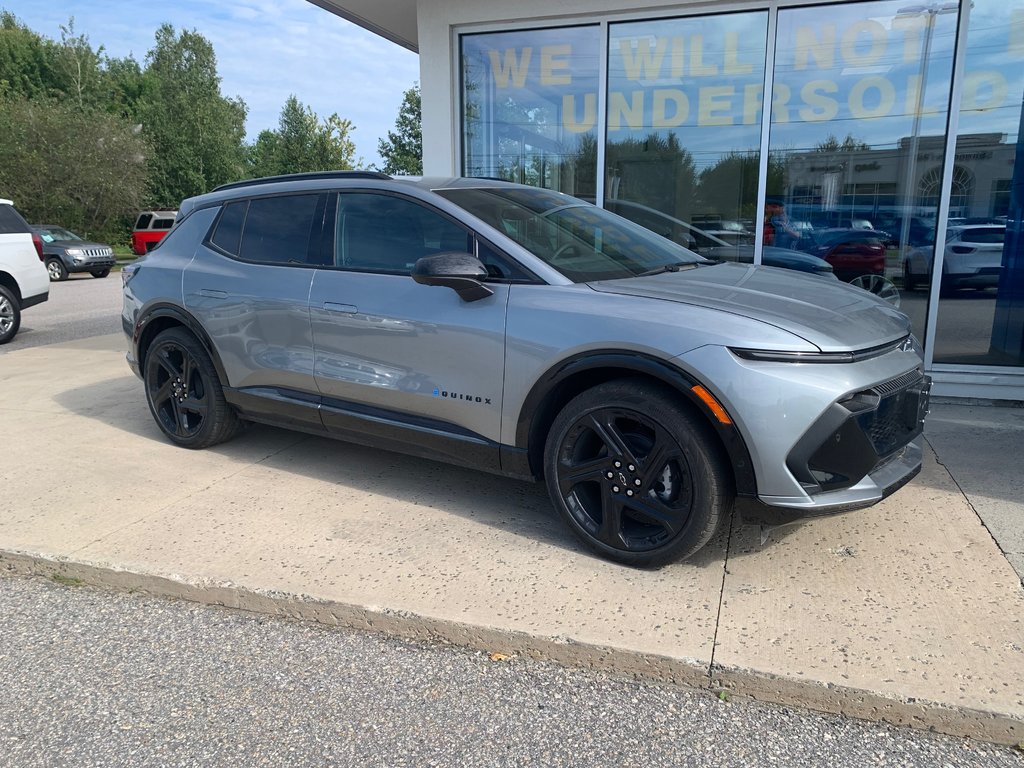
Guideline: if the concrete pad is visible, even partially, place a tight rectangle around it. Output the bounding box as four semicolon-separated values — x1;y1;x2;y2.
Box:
925;403;1024;578
715;448;1024;741
1;334;724;684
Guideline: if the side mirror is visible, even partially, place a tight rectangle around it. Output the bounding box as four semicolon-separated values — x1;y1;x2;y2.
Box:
411;252;494;302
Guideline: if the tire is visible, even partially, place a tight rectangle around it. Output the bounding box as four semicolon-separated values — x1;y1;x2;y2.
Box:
902;261;917;292
848;273;900;308
46;258;68;282
543;378;733;567
90;268;111;278
0;285;21;344
144;327;242;449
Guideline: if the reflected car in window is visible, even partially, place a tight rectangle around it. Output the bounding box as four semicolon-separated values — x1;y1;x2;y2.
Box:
799;229;889;282
903;225;1005;294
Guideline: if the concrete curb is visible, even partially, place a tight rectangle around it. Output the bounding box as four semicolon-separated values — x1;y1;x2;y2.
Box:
4;549;1021;747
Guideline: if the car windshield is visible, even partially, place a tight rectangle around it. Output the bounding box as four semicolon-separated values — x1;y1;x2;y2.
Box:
435;186;707;282
36;226;80;242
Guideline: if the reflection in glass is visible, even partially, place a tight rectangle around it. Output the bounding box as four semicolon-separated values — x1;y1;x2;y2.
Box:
461;27;599;198
933;0;1024;366
769;0;958;317
604;14;768;254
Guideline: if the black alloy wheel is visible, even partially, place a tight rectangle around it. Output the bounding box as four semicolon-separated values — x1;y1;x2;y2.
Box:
544;379;732;567
144;327;241;449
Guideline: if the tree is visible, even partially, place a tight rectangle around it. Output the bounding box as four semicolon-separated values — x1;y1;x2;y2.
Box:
247;95;358;176
0;11;52;99
137;24;247;205
378;84;421;175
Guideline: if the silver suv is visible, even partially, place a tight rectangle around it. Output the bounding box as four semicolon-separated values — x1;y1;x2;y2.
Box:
122;173;930;566
0;198;49;344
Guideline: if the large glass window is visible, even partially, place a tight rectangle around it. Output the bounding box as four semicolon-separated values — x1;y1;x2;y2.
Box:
461;26;599;198
605;13;768;255
933;0;1024;366
769;0;958;317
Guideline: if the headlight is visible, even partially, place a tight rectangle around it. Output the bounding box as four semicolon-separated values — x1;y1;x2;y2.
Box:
65;248;82;256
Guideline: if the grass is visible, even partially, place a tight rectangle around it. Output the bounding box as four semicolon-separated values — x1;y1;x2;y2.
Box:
50;573;85;587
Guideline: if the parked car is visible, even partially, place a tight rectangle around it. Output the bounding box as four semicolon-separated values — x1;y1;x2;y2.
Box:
903;224;1005;293
600;199;835;277
123;172;929;567
33;225;116;281
0;198;49;343
799;228;889;281
131;210;177;255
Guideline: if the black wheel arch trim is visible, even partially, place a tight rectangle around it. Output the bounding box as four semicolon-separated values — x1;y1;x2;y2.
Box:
134;303;230;386
515;350;757;496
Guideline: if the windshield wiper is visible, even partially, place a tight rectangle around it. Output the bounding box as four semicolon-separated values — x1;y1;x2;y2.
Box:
637;263;697;277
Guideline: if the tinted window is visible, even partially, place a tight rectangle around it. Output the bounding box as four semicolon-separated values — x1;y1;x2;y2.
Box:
958;227;1005;244
153;218;176;229
210;201;247;256
0;204;31;234
135;213;153;230
239;194;322;265
335;193;471;274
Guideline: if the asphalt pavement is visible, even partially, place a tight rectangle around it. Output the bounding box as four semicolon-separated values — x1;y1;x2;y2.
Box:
0;573;1019;768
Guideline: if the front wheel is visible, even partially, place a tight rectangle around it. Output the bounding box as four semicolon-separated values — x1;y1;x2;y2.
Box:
0;285;21;344
144;327;241;449
46;258;68;282
849;273;901;308
543;379;733;567
90;268;111;278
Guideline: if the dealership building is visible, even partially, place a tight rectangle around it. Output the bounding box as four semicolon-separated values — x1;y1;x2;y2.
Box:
313;0;1023;400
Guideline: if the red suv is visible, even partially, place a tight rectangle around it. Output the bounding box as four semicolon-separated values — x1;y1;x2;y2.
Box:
131;210;177;255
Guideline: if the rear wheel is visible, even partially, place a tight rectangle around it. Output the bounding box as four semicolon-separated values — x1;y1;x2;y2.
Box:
849;273;900;307
144;327;241;449
0;285;21;344
90;268;110;278
46;258;68;282
544;379;732;567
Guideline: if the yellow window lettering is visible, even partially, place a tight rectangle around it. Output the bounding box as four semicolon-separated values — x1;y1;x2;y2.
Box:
653;89;689;128
608;90;644;130
848;76;895;118
961;71;1008;112
540;45;572;86
892;16;927;63
743;84;763;125
562;93;597;133
794;25;835;71
904;75;940;117
771;82;792;123
1012;11;1024;55
841;21;887;67
619;37;667;81
671;37;686;78
689;36;718;76
698;86;735;126
723;31;755;75
799;80;839;121
488;48;531;89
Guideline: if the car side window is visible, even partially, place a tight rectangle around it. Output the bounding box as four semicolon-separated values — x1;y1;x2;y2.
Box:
0;204;31;234
135;213;153;230
238;194;324;266
334;193;471;275
210;201;248;256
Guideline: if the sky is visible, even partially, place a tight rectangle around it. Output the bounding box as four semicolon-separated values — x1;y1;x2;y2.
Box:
4;0;421;168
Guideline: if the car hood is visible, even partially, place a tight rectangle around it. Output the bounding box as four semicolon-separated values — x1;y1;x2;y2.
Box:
588;262;911;352
48;239;110;249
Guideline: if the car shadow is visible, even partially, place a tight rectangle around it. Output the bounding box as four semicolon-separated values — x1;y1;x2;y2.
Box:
53;376;764;570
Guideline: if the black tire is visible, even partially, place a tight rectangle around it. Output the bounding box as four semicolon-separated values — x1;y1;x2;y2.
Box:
144;327;242;449
90;268;111;278
46;258;68;282
543;378;733;567
0;285;21;344
902;261;917;292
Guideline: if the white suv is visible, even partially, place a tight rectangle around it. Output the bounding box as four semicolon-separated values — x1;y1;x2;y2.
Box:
0;198;49;344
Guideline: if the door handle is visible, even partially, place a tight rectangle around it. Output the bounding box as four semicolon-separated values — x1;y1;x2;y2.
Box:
323;302;358;314
198;289;228;299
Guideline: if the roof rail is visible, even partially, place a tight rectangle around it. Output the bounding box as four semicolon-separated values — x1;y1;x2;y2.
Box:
212;171;392;193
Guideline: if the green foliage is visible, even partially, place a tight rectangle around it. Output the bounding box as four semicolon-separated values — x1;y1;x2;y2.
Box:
136;24;248;205
378;84;422;175
248;95;357;177
607;132;698;218
0;94;148;241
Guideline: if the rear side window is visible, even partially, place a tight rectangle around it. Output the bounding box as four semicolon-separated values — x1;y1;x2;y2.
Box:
153;218;176;230
0;204;31;234
210;201;248;256
134;213;153;230
238;194;323;265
